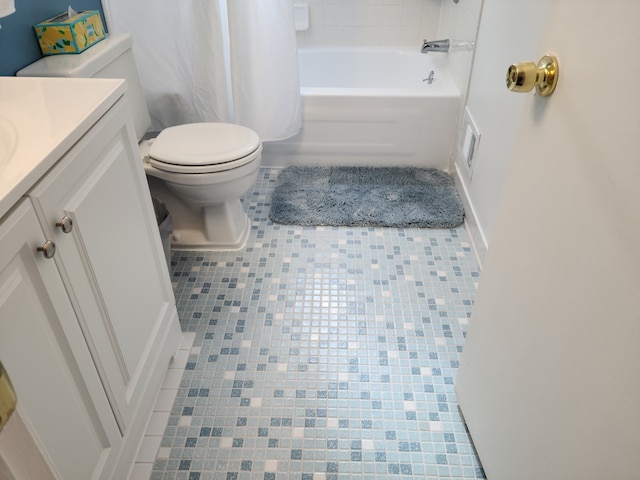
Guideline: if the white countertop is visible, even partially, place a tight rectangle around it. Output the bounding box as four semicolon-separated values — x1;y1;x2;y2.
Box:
0;77;126;218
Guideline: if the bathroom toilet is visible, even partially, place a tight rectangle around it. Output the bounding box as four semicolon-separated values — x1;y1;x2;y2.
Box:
17;33;262;250
142;122;262;249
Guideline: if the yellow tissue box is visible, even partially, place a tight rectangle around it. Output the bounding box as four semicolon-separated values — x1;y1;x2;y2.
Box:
34;10;105;56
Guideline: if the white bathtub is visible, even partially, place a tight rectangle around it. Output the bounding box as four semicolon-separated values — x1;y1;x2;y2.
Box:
261;47;462;168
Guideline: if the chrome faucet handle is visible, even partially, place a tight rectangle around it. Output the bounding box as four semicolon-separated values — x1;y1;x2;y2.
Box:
423;70;435;85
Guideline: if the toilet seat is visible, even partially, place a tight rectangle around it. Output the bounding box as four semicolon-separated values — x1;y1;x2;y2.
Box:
148;123;261;174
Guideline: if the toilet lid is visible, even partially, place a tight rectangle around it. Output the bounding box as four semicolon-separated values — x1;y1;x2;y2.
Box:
148;123;261;173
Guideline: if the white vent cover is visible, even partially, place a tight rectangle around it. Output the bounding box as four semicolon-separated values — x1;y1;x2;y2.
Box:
459;107;481;179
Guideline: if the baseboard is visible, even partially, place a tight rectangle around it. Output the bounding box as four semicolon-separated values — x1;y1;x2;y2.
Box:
453;164;487;270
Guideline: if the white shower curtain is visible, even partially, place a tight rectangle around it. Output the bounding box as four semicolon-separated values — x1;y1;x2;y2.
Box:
103;0;301;141
227;1;302;141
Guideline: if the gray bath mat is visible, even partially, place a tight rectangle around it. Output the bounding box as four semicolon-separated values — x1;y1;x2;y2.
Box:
269;166;464;228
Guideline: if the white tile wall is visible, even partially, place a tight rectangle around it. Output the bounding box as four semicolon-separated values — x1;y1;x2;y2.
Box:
294;0;442;47
436;1;484;258
437;0;483;98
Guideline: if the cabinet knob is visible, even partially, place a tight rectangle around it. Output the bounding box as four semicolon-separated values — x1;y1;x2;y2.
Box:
56;216;73;234
37;240;56;259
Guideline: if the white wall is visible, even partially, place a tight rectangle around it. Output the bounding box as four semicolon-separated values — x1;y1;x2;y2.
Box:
436;0;482;99
292;0;441;47
434;1;483;264
453;0;550;261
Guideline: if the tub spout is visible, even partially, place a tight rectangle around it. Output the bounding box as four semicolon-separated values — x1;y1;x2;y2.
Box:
421;39;450;53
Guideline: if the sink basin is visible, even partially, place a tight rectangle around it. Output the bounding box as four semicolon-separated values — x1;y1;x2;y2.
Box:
0;115;18;165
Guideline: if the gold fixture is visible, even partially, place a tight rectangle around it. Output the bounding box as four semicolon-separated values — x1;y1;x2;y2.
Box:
0;362;17;432
506;55;559;96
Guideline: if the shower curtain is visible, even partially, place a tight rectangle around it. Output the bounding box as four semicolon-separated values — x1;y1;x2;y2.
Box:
228;1;302;141
102;0;301;141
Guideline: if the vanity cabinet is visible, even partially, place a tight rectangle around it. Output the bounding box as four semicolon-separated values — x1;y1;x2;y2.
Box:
29;96;179;436
0;200;121;480
0;91;182;479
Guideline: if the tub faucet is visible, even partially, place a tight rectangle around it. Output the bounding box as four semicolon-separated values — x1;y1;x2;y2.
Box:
421;39;450;53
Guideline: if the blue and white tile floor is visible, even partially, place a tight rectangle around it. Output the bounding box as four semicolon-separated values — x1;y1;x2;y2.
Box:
140;167;484;480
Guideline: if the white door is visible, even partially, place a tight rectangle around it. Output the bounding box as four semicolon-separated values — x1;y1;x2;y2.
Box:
455;2;640;480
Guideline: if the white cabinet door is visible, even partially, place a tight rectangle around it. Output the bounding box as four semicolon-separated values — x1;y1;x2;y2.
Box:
0;200;120;480
28;98;181;434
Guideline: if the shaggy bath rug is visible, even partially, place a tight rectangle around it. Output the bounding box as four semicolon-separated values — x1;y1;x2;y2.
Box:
269;166;464;228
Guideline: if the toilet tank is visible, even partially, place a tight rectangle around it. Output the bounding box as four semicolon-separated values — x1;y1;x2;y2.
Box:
17;33;151;141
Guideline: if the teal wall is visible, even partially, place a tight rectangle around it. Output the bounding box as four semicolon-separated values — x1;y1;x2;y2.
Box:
0;0;105;75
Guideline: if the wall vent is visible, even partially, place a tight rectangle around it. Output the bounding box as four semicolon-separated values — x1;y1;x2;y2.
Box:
459;107;480;179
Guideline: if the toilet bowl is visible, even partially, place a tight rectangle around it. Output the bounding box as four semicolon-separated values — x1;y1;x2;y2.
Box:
142;122;262;250
16;33;262;251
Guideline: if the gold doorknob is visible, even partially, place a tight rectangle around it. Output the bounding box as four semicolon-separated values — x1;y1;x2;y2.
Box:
506;55;559;97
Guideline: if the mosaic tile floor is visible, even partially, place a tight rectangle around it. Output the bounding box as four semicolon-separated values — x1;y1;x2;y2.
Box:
150;167;484;480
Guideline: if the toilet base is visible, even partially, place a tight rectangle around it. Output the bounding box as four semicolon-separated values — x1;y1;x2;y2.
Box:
146;176;253;252
171;200;250;251
171;211;251;251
